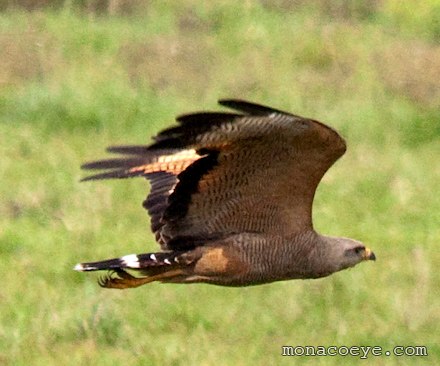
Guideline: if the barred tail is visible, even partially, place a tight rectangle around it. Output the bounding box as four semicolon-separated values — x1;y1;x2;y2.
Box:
74;252;184;272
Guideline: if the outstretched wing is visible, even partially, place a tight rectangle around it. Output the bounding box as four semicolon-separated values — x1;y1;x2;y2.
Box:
82;99;346;250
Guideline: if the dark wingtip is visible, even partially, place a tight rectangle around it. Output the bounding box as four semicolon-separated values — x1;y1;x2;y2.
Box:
147;138;185;151
81;157;147;171
79;170;135;182
218;99;289;116
106;145;149;155
175;112;242;125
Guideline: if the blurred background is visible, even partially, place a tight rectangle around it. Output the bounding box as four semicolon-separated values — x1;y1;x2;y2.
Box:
1;1;439;365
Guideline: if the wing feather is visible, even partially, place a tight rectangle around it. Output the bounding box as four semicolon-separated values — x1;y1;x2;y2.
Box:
81;99;346;250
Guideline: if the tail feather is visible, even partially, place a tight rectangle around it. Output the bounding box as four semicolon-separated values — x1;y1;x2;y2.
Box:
74;252;186;272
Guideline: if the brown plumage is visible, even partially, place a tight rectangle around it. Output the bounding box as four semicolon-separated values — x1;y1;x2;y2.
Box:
75;99;375;289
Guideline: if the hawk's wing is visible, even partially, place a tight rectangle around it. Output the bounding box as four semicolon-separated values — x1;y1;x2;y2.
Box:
82;100;346;250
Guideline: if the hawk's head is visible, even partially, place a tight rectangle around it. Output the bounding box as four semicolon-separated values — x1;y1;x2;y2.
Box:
318;236;376;276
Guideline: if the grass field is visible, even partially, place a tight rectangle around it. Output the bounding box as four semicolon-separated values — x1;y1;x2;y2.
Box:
1;1;439;365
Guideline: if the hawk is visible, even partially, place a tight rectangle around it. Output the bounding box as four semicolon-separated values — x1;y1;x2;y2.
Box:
75;99;375;289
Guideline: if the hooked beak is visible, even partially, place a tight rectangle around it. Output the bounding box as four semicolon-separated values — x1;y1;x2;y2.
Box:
363;247;376;261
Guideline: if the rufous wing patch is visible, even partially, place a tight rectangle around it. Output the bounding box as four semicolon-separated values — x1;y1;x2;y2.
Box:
128;149;200;175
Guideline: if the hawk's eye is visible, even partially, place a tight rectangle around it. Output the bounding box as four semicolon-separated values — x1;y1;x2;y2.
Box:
354;246;365;254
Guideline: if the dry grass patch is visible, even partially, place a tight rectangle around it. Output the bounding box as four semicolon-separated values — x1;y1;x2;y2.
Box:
377;40;440;107
0;29;61;86
0;0;149;15
262;0;384;20
119;34;216;95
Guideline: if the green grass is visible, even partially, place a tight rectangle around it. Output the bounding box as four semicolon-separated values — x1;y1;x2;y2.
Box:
1;1;439;365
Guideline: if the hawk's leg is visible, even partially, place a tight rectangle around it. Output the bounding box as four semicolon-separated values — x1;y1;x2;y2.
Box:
98;269;154;289
98;268;187;289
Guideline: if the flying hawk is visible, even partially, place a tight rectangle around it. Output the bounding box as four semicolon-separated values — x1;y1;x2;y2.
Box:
75;99;375;289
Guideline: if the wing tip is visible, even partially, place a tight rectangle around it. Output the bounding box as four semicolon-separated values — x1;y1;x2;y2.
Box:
217;98;291;116
106;145;149;155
